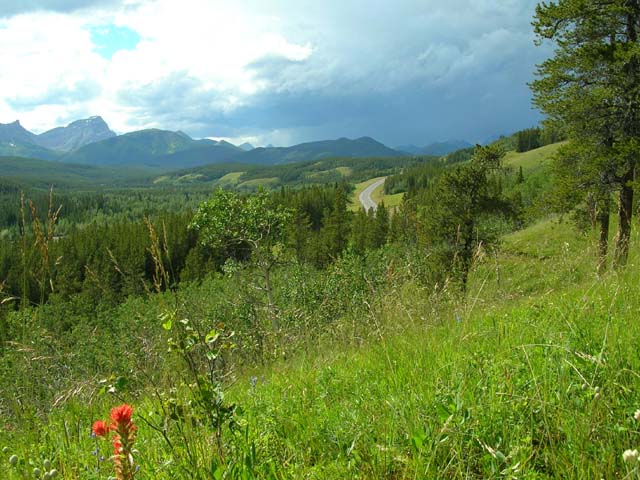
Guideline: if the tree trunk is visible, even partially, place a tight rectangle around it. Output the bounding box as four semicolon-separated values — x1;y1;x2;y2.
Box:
614;165;634;268
596;195;610;275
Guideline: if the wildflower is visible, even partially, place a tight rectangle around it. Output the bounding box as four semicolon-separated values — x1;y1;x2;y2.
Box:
93;404;137;480
634;409;640;422
48;469;58;478
92;420;108;437
623;449;639;463
2;446;8;453
33;467;41;477
113;439;122;455
110;404;133;427
9;454;17;466
109;404;137;480
43;459;51;469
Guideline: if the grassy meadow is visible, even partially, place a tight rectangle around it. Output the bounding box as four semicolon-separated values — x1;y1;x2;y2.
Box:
1;145;640;479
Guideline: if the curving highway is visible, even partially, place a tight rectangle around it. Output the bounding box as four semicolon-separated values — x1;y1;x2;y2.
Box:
359;177;386;212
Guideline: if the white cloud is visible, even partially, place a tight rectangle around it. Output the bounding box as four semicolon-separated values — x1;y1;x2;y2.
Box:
0;0;316;134
0;12;107;130
0;0;548;144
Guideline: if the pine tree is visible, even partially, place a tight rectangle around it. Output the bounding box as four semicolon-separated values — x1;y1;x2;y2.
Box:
350;208;370;254
373;202;389;248
421;145;512;291
320;187;351;264
532;0;640;268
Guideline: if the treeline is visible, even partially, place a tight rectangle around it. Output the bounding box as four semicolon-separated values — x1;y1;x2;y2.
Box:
172;154;436;189
0;183;395;330
385;126;564;200
0;185;210;233
0;139;556;344
515;127;565;153
383;150;473;196
276;184;391;266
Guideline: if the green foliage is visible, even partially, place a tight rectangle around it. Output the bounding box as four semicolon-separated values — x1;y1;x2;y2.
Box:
1;127;630;478
531;0;640;268
0;156;157;189
419;145;516;289
167;155;435;190
3;213;640;478
191;189;294;328
191;189;291;253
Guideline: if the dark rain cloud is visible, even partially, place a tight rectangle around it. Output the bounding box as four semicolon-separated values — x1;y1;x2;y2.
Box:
3;0;554;146
7;78;102;109
111;0;552;145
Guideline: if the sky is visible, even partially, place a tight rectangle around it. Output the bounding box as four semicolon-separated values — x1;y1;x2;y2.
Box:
0;0;551;147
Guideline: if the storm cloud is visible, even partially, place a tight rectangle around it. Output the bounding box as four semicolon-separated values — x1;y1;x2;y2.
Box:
0;0;552;146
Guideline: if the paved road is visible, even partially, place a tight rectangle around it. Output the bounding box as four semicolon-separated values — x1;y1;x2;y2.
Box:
359;177;386;212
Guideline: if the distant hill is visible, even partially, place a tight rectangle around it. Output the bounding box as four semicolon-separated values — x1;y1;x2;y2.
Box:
37;116;116;151
0;155;156;188
237;137;408;165
151;142;245;168
156;151;434;191
0;121;62;160
61;129;205;167
0;116;411;170
396;140;473;156
61;133;407;169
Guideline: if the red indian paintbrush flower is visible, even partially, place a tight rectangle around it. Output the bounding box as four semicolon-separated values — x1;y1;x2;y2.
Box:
110;404;133;426
110;404;137;480
92;404;137;480
92;420;108;437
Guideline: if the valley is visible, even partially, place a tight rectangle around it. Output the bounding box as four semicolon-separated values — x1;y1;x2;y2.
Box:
2;1;640;478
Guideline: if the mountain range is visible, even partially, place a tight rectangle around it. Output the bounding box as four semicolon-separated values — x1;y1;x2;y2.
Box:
0;117;470;171
0;117;116;160
395;140;473;156
37;116;116;151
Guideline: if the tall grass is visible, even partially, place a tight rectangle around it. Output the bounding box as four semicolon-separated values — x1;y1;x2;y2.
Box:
1;218;640;478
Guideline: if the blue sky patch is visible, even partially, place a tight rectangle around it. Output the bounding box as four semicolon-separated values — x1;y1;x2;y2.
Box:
90;24;140;59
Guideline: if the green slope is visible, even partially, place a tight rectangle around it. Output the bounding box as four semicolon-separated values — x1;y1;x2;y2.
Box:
164;155;430;189
238;136;409;165
61;129;203;167
0;155;158;188
223;217;637;478
503;142;563;172
356;143;563;211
